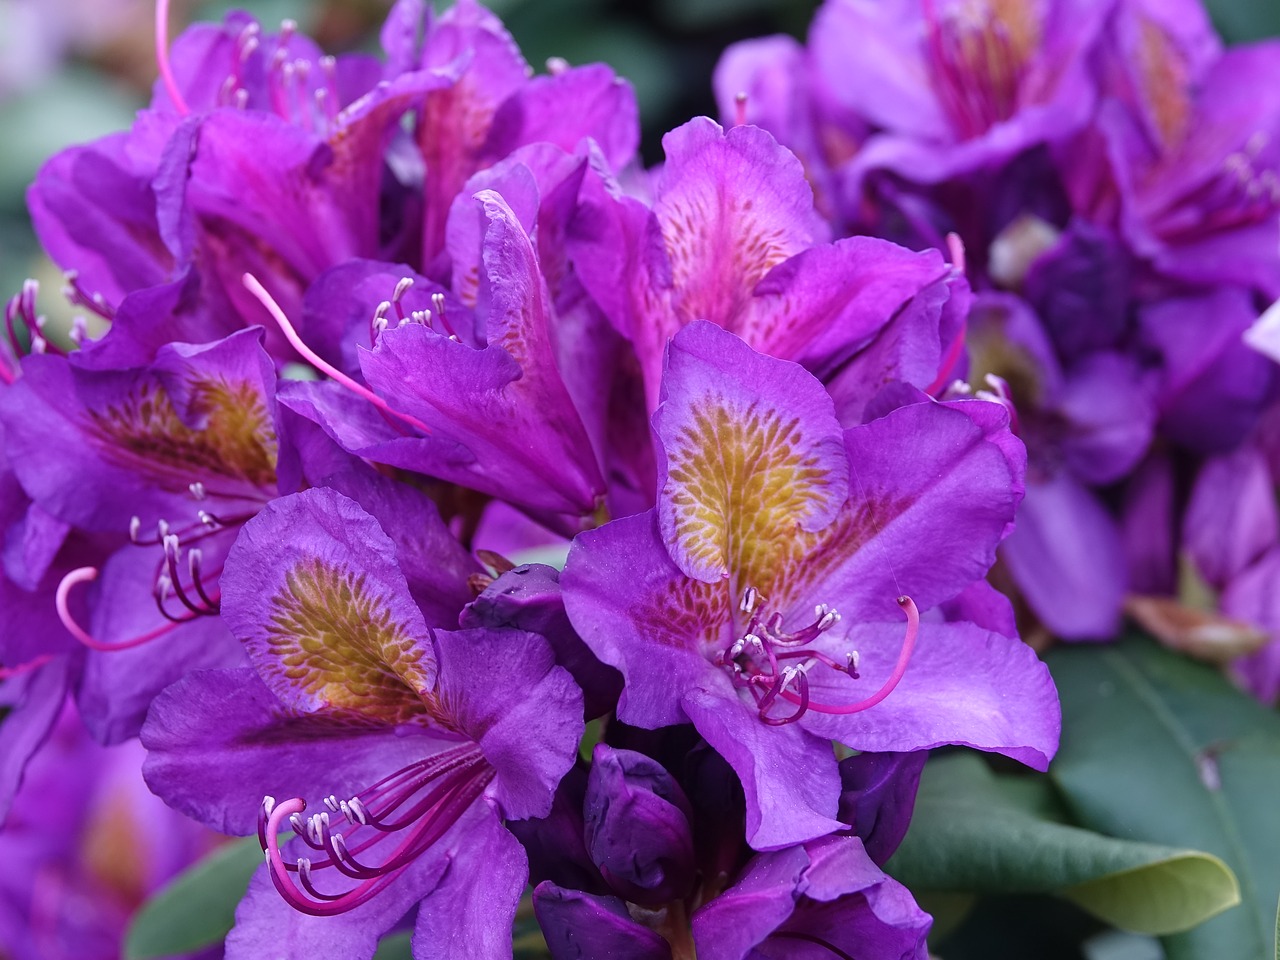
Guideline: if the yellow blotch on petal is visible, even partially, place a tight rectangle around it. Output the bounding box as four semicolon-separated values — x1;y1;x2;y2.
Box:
89;377;277;489
666;397;840;593
266;558;436;724
1138;15;1192;151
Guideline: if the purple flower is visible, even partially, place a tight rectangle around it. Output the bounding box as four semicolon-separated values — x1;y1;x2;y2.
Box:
142;487;583;959
562;322;1058;848
0;703;224;960
1072;0;1280;296
569;117;970;420
535;836;930;960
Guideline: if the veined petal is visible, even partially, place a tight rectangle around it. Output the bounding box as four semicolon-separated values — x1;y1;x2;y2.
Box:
221;488;437;723
654;322;848;586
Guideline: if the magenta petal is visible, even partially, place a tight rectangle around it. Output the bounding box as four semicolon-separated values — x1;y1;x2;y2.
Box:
682;687;842;851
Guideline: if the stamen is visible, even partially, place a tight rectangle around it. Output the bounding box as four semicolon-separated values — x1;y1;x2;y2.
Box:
56;567;190;651
0;653;56;681
546;56;569;75
260;749;493;917
782;596;919;716
734;91;748;127
242;273;434;436
155;0;191;116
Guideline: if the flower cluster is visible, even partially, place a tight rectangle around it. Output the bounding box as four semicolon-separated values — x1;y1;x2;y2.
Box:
19;0;1280;955
718;0;1280;674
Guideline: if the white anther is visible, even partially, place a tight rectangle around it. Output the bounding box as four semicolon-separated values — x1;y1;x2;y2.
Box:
740;587;759;614
817;609;841;632
69;315;88;345
331;833;349;861
294;60;310;81
261;795;276;815
156;574;173;600
410;310;430;325
323;795;340;813
198;510;218;528
546;56;570;74
289;812;307;835
431;292;446;314
393;277;414;302
346;796;369;825
320;55;336;74
187;548;203;578
163;533;180;558
297;857;313;883
129;516;142;541
157;518;170;537
847;650;860;671
279;18;297;38
234;88;249;109
729;637;747;658
30;335;46;354
240;35;260;61
189;481;206;500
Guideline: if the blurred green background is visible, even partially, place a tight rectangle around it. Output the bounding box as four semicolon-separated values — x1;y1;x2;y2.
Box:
0;0;1276;309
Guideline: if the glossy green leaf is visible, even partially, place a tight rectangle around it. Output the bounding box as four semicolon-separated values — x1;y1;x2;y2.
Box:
125;836;261;960
1047;636;1280;960
887;752;1238;936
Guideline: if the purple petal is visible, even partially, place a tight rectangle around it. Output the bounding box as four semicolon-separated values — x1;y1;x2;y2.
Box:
794;399;1021;624
141;667;439;835
1185;446;1278;590
654;322;849;584
682;687;843;850
430;627;583;821
534;883;673;960
221;488;438;722
837;751;928;865
562;510;728;729
0;657;71;824
483;63;639;173
1001;473;1125;639
799;619;1060;770
411;805;529;960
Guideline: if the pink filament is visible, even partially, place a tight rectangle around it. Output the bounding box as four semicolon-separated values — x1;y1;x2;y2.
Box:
782;596;919;715
241;274;434;436
56;567;185;652
0;654;55;681
155;0;191;117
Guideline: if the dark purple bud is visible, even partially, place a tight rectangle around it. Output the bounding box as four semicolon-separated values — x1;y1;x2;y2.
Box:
461;563;621;719
837;751;928;866
506;765;608;897
534;882;672;960
583;745;695;906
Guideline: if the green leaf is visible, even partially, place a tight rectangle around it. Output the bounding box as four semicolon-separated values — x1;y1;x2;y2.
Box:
373;932;413;960
887;751;1239;936
1047;635;1280;960
125;837;261;960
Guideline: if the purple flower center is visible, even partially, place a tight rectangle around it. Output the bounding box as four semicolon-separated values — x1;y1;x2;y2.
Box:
257;743;494;916
716;587;920;725
922;0;1034;140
